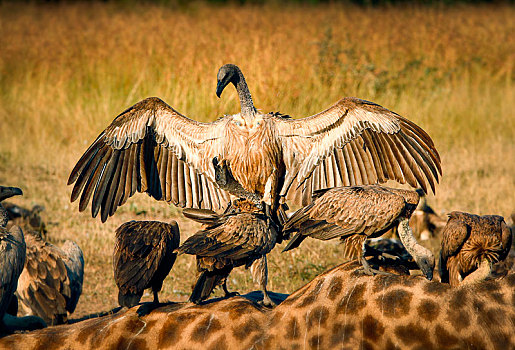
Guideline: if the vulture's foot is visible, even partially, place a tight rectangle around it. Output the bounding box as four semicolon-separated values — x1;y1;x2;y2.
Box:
137;303;162;317
259;292;277;308
358;257;394;277
224;291;240;298
223;281;240;298
188;296;203;305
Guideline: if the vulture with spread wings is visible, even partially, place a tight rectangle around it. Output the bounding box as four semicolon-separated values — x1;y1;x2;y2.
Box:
68;64;441;221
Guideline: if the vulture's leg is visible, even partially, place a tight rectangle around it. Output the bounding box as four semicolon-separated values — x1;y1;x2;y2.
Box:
136;288;162;317
251;255;275;307
152;289;160;304
222;279;239;298
359;241;392;276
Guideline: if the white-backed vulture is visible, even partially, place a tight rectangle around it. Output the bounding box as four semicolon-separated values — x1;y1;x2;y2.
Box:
0;186;26;329
67;64;441;222
17;232;84;326
439;211;512;286
282;185;435;280
178;199;277;306
113;220;180;308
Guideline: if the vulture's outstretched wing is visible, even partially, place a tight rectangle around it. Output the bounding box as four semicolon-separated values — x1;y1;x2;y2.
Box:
276;97;441;205
68;97;230;222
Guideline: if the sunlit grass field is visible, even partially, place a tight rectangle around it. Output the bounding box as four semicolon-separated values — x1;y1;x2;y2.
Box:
0;2;513;319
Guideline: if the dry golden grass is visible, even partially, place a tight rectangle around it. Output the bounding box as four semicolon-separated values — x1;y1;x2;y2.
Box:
0;2;513;319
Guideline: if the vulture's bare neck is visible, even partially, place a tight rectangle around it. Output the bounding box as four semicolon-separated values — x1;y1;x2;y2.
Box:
398;218;426;257
461;259;492;286
0;203;8;228
233;70;257;119
397;217;434;280
214;159;262;207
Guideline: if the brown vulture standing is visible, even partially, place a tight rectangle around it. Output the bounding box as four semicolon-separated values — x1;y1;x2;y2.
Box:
0;186;26;329
282;185;435;280
67;64;441;224
113;220;180;308
16;231;84;326
178;199;278;306
439;211;512;286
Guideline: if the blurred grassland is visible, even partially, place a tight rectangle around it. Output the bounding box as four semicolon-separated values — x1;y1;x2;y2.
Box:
0;2;513;318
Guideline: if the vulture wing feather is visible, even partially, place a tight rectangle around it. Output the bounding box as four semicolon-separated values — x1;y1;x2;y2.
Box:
276;97;441;204
283;186;408;249
68;97;229;221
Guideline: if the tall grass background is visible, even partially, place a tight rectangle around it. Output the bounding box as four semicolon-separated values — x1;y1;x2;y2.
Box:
0;2;513;317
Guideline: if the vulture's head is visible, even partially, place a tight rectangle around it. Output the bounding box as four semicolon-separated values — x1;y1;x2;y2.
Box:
213;157;233;188
415;248;435;281
216;64;241;98
0;186;23;202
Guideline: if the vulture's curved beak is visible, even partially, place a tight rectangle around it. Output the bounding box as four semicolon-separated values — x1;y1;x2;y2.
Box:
419;259;434;281
0;186;23;201
216;80;225;98
423;267;433;281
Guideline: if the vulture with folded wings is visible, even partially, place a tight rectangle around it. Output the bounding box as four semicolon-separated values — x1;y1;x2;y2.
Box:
439;211;512;286
282;185;435;280
68;64;441;222
0;186;26;328
17;231;84;326
178;199;277;306
113;220;180;308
